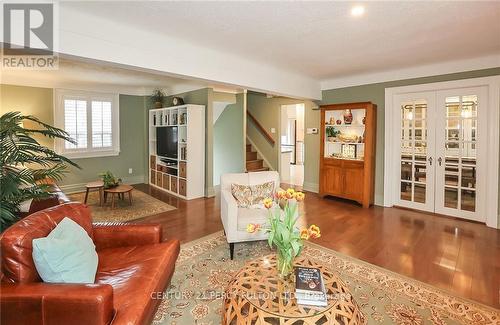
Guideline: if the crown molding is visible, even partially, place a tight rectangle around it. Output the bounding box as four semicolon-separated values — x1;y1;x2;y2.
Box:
320;54;500;90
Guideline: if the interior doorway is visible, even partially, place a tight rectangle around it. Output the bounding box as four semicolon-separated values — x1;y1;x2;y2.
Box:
279;103;305;186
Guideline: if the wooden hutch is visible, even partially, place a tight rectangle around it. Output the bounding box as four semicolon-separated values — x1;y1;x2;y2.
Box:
319;102;376;208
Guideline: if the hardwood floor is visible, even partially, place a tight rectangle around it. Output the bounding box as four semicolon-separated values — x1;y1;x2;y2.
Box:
132;183;500;309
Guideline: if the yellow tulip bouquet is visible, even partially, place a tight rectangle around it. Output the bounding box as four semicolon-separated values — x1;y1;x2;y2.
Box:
247;188;321;278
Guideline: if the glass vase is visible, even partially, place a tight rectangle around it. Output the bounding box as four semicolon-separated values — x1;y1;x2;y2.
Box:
276;249;294;279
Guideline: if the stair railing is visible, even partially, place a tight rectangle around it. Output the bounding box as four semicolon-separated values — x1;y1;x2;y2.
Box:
247;111;275;146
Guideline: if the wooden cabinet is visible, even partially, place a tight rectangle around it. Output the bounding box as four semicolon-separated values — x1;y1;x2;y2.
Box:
319;102;376;208
323;160;343;196
343;163;364;202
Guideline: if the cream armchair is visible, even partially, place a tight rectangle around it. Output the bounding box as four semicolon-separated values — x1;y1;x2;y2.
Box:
220;171;280;259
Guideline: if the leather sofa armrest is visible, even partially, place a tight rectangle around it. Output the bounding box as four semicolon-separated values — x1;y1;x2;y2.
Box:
0;283;114;325
93;223;162;250
28;196;61;215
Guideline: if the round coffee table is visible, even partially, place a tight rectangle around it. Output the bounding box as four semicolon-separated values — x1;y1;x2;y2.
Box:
104;185;133;209
223;254;366;325
84;181;104;206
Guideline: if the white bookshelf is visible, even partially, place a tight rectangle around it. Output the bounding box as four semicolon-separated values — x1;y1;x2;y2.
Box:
148;104;205;199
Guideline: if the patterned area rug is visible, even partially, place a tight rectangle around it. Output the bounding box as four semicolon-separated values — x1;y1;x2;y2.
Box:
68;189;176;222
153;231;499;325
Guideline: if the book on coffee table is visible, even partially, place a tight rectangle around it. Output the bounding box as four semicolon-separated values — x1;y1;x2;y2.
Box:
294;266;327;307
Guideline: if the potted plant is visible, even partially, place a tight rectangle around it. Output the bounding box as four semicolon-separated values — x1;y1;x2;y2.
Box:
326;126;340;142
0;112;80;231
247;188;321;278
151;88;166;108
99;171;122;189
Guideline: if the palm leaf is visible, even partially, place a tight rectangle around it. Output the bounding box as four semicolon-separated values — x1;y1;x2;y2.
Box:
1;111;80;231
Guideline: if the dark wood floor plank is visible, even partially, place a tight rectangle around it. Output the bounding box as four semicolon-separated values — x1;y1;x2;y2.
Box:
131;184;500;309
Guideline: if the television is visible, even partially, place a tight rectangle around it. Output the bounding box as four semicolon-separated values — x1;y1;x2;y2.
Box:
156;126;178;159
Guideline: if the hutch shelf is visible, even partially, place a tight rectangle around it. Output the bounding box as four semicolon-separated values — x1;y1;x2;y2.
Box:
319;102;376;208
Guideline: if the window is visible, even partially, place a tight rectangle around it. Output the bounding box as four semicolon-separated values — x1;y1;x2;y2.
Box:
54;89;120;158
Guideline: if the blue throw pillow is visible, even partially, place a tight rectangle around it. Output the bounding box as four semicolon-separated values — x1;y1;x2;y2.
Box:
32;217;98;283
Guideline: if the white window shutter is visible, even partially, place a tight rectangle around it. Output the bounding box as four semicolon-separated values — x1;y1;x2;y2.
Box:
64;99;87;149
92;100;113;148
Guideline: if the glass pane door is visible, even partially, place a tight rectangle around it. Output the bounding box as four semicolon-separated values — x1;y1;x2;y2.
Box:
435;87;486;221
395;93;435;212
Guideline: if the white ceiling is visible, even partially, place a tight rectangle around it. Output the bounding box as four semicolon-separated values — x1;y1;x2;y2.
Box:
67;1;500;81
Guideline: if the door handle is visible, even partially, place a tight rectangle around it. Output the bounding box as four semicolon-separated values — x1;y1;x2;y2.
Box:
428;157;433;165
438;157;442;166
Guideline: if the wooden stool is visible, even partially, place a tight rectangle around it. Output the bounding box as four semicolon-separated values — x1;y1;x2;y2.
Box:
84;181;104;206
104;185;133;209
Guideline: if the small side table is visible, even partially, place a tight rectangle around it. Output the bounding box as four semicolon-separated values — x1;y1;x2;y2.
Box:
104;185;133;209
84;181;104;206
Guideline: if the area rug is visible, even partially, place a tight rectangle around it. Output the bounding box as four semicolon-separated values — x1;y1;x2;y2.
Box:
68;189;176;222
153;231;499;325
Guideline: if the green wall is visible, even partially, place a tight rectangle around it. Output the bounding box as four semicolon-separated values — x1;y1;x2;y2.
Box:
164;88;214;196
246;92;320;191
1;84;148;191
320;67;500;205
213;93;245;185
62;94;147;188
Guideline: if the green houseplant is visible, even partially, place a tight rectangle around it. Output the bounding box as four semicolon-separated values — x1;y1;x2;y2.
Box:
247;188;321;278
0;112;80;231
99;171;122;189
151;88;166;108
326;126;340;141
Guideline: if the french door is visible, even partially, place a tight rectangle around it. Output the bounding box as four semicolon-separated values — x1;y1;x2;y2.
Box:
394;87;487;222
395;92;436;213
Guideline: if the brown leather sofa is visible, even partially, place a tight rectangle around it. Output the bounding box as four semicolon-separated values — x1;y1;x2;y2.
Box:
19;180;70;218
0;202;180;325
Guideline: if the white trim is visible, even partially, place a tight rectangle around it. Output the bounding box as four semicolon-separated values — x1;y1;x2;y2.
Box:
384;76;500;228
60;175;145;194
243;90;248;173
246;137;274;171
54;88;120;159
321;54;500;90
64;150;120;159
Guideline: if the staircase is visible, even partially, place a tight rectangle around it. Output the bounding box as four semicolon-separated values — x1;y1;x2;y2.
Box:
246;143;269;172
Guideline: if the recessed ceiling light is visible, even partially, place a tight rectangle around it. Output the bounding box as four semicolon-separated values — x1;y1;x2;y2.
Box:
351;5;365;17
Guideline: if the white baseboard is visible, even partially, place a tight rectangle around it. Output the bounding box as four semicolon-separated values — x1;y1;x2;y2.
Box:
60;175;146;194
246;137;275;171
303;182;319;193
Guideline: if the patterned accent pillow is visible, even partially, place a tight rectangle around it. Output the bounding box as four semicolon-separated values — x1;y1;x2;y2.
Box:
231;183;253;208
250;181;275;206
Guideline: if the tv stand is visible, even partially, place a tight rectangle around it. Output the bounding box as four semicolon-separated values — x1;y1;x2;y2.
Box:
160;158;177;167
148;104;205;199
